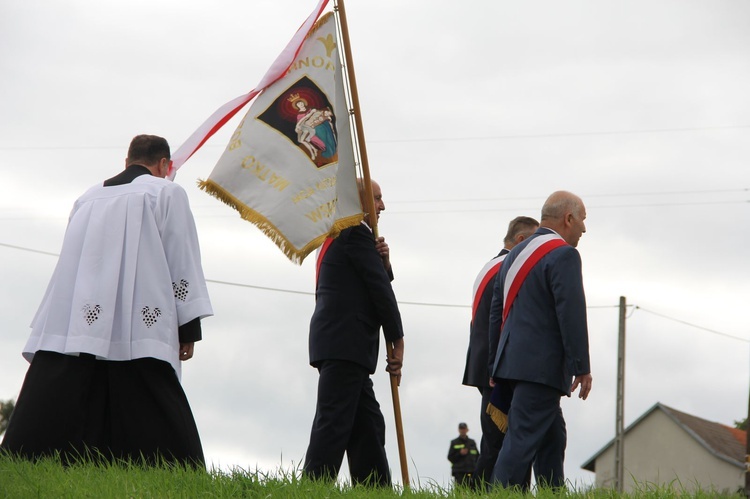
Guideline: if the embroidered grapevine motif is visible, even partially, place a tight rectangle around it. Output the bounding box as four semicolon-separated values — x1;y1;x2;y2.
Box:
82;304;102;325
172;279;189;302
141;306;161;328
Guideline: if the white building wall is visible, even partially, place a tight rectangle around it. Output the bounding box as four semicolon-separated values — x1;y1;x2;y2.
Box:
591;410;743;494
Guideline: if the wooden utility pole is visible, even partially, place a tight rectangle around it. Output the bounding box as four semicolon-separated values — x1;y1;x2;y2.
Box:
614;296;626;493
745;367;749;497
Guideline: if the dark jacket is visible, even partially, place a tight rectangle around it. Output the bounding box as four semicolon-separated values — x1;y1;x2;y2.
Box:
463;249;508;388
488;228;590;395
309;223;403;374
448;436;479;473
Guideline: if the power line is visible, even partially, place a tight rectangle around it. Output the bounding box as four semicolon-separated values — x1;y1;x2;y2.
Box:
2;241;748;344
388;199;750;215
393;188;750;205
1;124;749;152
2;189;748;221
0;242;59;257
633;306;749;344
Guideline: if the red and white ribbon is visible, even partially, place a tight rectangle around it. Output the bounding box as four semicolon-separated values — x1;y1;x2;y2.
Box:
502;233;567;323
168;0;330;180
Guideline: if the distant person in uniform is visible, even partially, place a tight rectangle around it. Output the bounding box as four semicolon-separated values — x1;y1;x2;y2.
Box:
447;422;479;487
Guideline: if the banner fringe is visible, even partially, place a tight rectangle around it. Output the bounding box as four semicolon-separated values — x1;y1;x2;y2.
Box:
486;401;508;434
198;178;362;265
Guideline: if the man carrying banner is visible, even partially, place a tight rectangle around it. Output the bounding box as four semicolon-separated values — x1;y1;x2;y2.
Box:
462;216;538;489
1;135;213;467
304;179;404;487
488;191;592;489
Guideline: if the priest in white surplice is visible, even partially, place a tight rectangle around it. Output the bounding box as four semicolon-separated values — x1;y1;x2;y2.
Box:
1;135;213;467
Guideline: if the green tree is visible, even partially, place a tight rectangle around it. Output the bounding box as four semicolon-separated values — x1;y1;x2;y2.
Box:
0;399;15;435
734;416;748;431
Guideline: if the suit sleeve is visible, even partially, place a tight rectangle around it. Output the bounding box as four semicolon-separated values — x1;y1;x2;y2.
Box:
487;271;504;377
550;248;590;376
345;226;404;342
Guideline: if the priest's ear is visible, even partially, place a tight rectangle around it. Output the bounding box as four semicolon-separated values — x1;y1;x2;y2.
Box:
157;158;171;178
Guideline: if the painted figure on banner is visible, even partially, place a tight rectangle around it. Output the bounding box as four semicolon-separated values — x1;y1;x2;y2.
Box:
294;98;336;161
258;78;339;168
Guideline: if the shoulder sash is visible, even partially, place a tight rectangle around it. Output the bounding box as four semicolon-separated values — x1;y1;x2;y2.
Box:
471;254;507;322
502;233;567;323
315;237;334;289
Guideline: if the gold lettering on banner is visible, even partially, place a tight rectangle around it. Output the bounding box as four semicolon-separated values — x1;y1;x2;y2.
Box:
241;156;290;192
316;176;336;190
305;198;337;223
292;176;336;204
229;117;246;151
293;187;316;204
288;57;336;74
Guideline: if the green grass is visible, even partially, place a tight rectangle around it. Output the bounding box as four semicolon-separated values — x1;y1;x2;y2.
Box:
0;454;745;498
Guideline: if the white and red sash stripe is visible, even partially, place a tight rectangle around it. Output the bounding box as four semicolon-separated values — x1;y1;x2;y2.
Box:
315;236;334;288
167;0;330;179
502;233;567;324
471;254;507;322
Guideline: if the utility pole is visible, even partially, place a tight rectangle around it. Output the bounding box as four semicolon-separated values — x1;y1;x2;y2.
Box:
614;296;626;493
745;356;749;497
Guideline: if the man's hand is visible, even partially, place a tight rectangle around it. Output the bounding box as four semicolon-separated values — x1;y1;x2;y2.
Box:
375;236;391;270
386;337;404;385
180;342;195;361
571;373;592;400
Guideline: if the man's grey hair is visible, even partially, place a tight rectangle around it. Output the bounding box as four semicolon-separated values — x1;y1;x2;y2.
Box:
541;191;583;221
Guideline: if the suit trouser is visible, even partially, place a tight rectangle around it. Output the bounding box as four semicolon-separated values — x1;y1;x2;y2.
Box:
473;386;505;486
491;381;566;489
303;360;391;486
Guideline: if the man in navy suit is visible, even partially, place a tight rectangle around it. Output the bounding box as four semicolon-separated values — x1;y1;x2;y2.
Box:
303;179;404;487
488;191;592;489
462;216;538;488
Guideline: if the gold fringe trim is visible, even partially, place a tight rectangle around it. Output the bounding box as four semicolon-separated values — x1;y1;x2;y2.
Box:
307;12;335;40
486;402;508;434
198;178;362;265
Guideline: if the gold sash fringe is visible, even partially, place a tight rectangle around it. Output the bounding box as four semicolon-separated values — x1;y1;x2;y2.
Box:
486;402;509;434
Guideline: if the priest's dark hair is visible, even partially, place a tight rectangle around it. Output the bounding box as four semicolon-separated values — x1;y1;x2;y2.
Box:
126;135;171;167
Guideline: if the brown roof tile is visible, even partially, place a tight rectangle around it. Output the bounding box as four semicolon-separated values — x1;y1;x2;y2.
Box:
661;404;746;465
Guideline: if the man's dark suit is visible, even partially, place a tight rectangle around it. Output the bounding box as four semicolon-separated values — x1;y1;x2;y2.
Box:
304;223;404;486
462;249;507;486
488;228;590;488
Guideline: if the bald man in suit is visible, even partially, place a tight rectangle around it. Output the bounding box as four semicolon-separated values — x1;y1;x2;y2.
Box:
303;180;404;487
488;191;592;490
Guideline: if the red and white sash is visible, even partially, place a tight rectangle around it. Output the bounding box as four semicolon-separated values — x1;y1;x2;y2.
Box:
315;237;335;289
502;233;567;324
471;254;507;322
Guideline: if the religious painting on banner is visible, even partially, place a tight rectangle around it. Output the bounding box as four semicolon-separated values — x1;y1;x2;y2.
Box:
199;11;362;264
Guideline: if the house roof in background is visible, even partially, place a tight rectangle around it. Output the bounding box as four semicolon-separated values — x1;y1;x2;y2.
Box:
581;402;747;472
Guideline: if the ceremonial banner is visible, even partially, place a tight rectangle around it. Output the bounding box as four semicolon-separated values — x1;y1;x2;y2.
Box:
199;12;362;264
168;0;330;179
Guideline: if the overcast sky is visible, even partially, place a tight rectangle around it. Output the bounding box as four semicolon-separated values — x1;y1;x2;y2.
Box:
1;0;749;489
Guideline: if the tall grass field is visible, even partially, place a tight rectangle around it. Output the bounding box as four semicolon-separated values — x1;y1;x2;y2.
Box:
0;454;745;498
